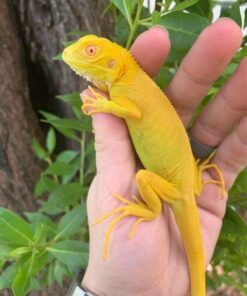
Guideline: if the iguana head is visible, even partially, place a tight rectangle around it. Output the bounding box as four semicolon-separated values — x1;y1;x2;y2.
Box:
62;35;125;91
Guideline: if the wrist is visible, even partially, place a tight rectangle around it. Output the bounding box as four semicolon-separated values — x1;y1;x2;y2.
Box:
82;269;166;296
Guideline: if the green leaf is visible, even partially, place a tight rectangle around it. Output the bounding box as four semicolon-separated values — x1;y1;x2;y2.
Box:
169;0;199;13
114;14;130;45
233;46;247;63
159;12;210;63
85;157;96;176
12;250;48;296
155;67;173;89
53;261;68;286
33;223;52;243
52;53;63;61
38;264;55;287
10;246;31;257
41;183;84;212
46;128;56;154
12;253;35;296
0;208;34;246
44;161;76;176
113;0;133;26
32;137;49;160
34;176;59;197
222;206;247;236
62;156;81;184
24;212;57;236
55;205;86;240
0;241;21;258
67;30;89;37
0;263;18;290
32;251;50;276
245;7;247;28
41;118;92;132
56;93;82;109
47;240;88;269
152;10;161;25
85;138;95;157
63;40;76;47
40;111;79;140
102;2;115;17
186;0;211;19
56;150;79;163
30;278;42;291
230;2;242;27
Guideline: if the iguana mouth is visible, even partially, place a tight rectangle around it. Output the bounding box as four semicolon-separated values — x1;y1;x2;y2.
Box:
71;67;110;91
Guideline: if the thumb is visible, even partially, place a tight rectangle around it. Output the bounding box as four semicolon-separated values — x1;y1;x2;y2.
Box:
80;88;136;176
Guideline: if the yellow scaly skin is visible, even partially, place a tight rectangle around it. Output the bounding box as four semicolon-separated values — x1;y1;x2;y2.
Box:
62;35;225;296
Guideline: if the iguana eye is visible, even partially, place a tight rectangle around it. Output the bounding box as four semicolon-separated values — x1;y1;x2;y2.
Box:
86;45;97;56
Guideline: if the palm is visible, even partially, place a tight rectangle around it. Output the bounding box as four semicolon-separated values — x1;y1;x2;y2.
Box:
83;20;246;296
86;128;225;295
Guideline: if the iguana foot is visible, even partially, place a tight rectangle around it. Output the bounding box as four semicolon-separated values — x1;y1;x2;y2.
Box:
194;150;225;198
94;169;179;260
94;197;153;260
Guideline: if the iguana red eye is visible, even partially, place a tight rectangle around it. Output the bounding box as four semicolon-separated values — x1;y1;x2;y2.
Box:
86;45;97;56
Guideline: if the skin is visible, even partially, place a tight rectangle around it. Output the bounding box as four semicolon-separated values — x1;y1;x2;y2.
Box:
80;18;246;296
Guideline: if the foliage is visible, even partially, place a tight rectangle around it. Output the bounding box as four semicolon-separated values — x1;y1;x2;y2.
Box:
0;0;246;295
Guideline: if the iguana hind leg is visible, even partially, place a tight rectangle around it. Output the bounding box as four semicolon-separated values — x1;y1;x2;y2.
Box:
94;169;179;259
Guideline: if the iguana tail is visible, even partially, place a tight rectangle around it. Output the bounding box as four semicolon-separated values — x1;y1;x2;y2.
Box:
173;199;205;296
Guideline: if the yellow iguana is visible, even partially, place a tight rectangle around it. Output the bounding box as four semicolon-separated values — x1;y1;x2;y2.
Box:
62;35;225;296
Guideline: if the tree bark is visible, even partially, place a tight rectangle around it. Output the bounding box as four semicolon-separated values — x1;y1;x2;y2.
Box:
0;0;41;214
0;0;113;295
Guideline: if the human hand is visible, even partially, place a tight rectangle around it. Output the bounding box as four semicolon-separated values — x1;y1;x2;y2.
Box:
81;19;245;296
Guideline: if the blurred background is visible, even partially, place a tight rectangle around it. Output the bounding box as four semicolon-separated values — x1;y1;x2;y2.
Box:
0;0;247;295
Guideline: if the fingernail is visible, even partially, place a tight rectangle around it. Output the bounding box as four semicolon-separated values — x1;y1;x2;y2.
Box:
80;89;90;99
150;25;168;35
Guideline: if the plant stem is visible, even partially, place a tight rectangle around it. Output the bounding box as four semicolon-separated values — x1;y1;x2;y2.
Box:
126;0;144;49
45;157;58;182
79;131;86;187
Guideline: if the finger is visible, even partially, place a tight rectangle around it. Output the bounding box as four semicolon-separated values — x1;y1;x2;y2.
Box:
81;89;135;174
190;57;247;146
213;116;247;190
130;26;170;78
165;18;242;126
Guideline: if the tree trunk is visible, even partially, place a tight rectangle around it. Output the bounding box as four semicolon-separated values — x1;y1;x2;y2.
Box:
0;0;113;295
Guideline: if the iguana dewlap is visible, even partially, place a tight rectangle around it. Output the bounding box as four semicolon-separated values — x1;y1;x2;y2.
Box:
62;35;225;296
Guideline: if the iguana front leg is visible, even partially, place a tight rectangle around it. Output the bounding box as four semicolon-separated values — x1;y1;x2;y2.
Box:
94;169;180;259
82;86;141;120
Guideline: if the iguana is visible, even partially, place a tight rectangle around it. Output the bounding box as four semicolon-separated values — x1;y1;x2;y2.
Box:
62;35;225;296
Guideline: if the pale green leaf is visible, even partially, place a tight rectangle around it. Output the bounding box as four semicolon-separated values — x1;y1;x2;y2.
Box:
44;161;76;176
56;93;82;109
55;205;86;240
159;12;210;63
169;0;199;13
41;183;84;212
34;177;59;197
46;128;56;154
41;118;92;132
32;138;49;160
12;254;35;296
0;263;18;290
47;240;88;269
39;111;79;140
113;0;133;26
230;2;242;27
0;208;34;246
222;206;247;236
56;150;79;163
